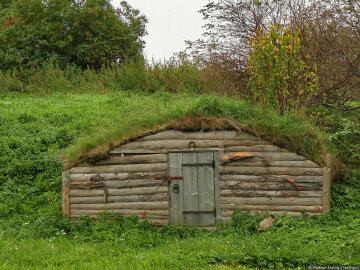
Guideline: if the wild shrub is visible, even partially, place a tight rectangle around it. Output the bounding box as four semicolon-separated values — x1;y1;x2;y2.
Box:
247;26;318;112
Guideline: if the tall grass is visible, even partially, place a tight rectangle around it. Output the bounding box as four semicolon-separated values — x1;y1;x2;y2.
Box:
0;57;252;97
0;59;212;94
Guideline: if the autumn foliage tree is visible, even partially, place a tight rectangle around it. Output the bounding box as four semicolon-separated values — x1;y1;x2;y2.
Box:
248;26;318;112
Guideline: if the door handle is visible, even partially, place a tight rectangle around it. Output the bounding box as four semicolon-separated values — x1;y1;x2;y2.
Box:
172;184;180;193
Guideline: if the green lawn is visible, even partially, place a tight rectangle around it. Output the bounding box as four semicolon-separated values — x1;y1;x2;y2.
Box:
0;92;359;269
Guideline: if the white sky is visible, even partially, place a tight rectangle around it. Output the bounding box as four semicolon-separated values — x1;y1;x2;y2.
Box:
112;0;207;61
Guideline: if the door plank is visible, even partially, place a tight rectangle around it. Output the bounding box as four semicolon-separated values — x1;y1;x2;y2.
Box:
182;152;199;226
197;152;216;226
169;153;184;225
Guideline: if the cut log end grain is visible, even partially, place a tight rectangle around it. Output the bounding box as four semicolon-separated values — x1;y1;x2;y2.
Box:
221;152;254;165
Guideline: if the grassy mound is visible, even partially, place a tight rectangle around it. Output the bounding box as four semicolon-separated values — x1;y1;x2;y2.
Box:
0;91;358;268
64;93;332;170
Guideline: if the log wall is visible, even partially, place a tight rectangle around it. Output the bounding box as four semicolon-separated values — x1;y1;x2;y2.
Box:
63;130;329;225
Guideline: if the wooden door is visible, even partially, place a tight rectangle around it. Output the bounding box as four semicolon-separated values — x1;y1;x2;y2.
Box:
168;151;217;226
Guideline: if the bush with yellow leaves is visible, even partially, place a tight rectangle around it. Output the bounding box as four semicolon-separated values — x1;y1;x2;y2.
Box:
248;25;319;112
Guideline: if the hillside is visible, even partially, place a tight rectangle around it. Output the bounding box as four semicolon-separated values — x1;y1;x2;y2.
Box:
0;91;359;269
1;0;360;268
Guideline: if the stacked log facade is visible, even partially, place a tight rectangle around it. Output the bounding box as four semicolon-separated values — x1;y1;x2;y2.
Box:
63;130;330;225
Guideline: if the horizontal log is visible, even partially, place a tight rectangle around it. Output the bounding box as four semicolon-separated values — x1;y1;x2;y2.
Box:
70;187;168;197
109;186;168;196
69;215;169;225
71;179;168;189
69;171;168;182
94;154;167;166
268;160;319;168
70;193;169;204
223;152;307;161
70;209;168;217
225;145;288;152
220;166;323;176
69;163;168;174
220;204;323;213
111;148;223;154
114;140;224;151
104;179;167;189
222;161;265;167
220;181;322;191
220;197;322;206
220;190;322;198
111;149;167;154
137;130;260;141
70;201;169;210
221;211;321;221
220;175;323;183
224;160;319;168
70;190;104;196
222;211;295;218
223;140;271;146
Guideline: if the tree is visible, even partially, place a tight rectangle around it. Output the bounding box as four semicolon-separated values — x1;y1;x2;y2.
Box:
187;0;314;68
187;0;360;106
0;0;148;70
248;26;318;112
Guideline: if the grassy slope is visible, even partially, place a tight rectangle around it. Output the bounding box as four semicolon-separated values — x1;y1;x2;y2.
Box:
0;92;359;269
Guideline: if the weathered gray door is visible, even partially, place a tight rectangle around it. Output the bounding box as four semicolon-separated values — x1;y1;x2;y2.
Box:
168;151;216;226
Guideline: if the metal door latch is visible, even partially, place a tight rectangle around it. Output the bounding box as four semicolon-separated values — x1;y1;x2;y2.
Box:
172;184;180;193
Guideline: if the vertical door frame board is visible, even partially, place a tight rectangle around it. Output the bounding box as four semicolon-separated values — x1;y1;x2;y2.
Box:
168;152;184;225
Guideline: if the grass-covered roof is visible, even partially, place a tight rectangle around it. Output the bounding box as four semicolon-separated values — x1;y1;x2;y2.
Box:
64;93;334;171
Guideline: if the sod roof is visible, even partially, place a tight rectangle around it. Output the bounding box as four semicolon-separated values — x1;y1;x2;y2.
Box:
64;95;335;172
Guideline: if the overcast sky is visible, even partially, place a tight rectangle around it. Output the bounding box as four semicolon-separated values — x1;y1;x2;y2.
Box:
112;0;207;61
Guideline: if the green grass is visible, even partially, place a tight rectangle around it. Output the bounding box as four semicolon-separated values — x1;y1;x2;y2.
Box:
63;92;330;168
0;91;359;269
0;209;359;269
